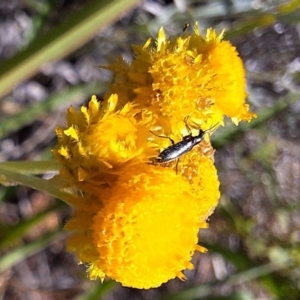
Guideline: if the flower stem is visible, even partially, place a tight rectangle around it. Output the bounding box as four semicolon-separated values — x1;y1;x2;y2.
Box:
0;160;60;174
0;167;72;204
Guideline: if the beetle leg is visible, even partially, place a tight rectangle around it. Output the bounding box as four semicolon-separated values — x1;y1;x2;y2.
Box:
175;158;179;174
150;130;175;145
184;116;192;134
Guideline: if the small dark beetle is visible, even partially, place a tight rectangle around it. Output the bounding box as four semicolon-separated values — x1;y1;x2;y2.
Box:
151;119;216;165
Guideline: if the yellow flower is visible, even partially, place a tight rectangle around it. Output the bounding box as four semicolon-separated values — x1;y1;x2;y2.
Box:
53;95;220;288
53;94;157;189
65;163;219;289
103;23;256;136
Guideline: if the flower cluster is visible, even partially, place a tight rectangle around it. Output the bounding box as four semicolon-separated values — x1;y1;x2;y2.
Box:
53;23;255;289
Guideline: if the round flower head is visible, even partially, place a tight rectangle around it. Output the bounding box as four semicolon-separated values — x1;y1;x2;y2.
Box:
65;163;219;288
53;94;158;191
103;23;256;137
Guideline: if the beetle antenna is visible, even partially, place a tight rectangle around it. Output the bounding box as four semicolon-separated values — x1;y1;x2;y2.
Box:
184;116;192;134
150;130;175;145
205;122;219;135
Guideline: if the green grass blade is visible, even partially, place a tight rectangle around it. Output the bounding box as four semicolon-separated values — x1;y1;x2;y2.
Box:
0;201;65;249
0;230;64;273
0;0;140;99
0;82;102;138
76;281;117;300
212;94;297;149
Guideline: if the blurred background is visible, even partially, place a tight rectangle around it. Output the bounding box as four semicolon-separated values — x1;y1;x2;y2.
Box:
0;0;300;299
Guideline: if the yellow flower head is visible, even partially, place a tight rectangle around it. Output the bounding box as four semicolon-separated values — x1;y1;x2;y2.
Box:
53;94;157;189
103;23;256;136
65;162;219;288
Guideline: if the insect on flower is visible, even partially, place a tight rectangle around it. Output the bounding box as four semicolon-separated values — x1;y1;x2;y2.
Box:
151;118;218;171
